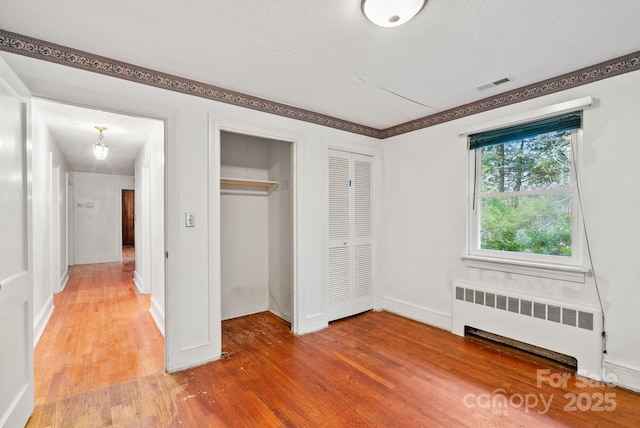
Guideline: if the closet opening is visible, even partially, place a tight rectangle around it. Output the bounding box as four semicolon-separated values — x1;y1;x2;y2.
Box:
219;130;294;335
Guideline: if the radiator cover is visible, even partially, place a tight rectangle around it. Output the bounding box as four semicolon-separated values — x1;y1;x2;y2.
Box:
452;282;603;380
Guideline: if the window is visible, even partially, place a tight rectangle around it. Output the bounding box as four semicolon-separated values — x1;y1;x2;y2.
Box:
468;112;582;266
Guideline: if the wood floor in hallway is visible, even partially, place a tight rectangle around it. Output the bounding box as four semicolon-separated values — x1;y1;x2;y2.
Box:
27;258;640;426
32;249;164;406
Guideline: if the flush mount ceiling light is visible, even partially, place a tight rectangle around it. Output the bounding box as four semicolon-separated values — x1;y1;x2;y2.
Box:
362;0;425;27
93;126;109;160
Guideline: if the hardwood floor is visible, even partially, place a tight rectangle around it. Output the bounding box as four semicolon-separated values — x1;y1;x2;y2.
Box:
28;261;640;426
122;245;135;264
32;253;164;407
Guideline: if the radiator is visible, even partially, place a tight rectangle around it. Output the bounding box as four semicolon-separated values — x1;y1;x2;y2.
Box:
452;282;603;380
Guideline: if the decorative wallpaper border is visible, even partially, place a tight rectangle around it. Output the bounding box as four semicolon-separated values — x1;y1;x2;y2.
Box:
1;28;639;139
380;51;640;139
0;29;379;138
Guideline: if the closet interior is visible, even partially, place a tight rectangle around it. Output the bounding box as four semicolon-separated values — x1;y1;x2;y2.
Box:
219;131;293;325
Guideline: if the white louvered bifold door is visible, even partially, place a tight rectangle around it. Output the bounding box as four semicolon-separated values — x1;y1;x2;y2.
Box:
328;151;352;321
327;150;373;322
352;154;373;314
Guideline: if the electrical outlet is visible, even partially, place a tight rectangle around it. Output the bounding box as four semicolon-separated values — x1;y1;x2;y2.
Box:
185;212;195;227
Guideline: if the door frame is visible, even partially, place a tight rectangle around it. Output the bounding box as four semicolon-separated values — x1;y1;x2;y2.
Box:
29;94;175;371
209;118;300;343
50;153;62;292
67;179;74;266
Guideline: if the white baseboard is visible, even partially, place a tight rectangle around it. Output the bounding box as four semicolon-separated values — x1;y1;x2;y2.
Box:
149;296;165;337
59;269;69;292
382;296;452;331
295;312;327;335
133;270;144;294
603;359;640;393
33;296;54;347
222;305;269;322
74;254;120;265
268;308;292;323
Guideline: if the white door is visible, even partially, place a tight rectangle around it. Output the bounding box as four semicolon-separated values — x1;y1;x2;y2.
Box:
0;58;34;427
351;155;373;315
327;149;373;322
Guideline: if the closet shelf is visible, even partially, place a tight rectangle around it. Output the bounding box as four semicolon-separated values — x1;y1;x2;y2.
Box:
220;177;278;189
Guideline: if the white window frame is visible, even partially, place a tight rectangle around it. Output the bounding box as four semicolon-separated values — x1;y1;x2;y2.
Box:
463;103;593;282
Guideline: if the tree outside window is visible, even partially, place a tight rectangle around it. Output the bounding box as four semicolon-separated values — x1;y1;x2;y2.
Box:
477;130;574;257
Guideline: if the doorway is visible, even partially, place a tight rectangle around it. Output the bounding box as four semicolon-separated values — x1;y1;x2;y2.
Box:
122;189;135;266
32;99;166;405
50;155;63;294
122;189;135;246
219;130;294;330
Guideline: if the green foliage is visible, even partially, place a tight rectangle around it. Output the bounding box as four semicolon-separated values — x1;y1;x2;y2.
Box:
479;131;573;257
480;196;572;256
481;131;571;193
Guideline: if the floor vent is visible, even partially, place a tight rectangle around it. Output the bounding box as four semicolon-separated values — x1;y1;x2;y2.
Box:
465;326;578;369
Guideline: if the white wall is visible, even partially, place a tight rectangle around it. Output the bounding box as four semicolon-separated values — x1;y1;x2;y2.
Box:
383;70;640;391
2;52;384;371
70;172;134;265
134;121;165;334
220;193;269;319
31;102;69;345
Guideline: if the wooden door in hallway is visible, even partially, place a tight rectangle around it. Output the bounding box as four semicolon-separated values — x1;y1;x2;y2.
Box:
122;189;135;246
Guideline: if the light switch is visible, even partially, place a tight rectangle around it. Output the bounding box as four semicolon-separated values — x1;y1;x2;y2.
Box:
185;212;195;227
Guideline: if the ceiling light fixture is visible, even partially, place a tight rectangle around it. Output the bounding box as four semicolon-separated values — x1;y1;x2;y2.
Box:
93;126;109;160
362;0;425;28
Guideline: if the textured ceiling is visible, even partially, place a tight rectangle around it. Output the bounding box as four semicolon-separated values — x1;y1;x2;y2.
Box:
2;0;640;129
33;99;161;176
2;0;640;173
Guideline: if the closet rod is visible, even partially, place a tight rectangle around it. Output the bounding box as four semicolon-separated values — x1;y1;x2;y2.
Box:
220;178;278;189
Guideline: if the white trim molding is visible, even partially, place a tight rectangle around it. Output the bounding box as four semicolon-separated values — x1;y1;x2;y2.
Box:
59;268;69;292
133;270;144;294
33;295;54;347
149;296;165;337
603;359;640;393
382;296;452;331
462;255;591;283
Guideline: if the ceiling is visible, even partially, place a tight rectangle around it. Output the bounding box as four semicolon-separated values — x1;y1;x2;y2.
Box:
2;1;640;172
33;99;161;176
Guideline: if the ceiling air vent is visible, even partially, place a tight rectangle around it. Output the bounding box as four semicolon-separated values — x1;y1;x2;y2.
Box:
476;76;512;91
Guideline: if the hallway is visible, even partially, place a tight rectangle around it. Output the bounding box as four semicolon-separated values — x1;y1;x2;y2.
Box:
33;250;164;405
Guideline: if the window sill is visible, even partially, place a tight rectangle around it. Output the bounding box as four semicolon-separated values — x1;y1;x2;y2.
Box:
462;255;591;283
